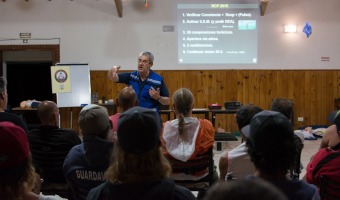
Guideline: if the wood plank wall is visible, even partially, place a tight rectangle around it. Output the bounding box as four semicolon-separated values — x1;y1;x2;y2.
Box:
78;69;340;133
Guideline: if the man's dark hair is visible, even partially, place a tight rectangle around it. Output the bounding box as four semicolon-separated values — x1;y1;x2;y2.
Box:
235;104;262;130
270;98;293;119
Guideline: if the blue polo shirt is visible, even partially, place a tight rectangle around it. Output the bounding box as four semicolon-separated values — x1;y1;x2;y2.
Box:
118;70;169;112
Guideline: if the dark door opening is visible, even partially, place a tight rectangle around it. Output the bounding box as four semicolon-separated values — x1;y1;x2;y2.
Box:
7;62;54;109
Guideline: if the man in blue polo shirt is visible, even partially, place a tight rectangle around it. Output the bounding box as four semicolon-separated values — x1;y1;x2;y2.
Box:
107;51;170;112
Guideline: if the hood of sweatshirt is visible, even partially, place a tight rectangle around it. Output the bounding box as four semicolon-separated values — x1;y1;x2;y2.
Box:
162;117;200;162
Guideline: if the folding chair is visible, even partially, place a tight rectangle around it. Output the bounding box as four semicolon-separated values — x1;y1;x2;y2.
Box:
169;147;214;192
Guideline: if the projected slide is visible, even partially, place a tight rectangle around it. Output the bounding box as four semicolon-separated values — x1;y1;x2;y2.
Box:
178;3;258;64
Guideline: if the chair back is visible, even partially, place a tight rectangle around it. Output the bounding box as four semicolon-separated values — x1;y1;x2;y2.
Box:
169;146;214;191
320;175;340;200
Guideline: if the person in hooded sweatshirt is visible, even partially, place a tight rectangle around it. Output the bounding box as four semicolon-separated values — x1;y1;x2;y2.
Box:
160;88;217;199
87;106;195;200
63;104;114;200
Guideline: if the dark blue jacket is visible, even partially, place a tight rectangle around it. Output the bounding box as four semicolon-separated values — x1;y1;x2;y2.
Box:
87;179;196;200
63;135;113;200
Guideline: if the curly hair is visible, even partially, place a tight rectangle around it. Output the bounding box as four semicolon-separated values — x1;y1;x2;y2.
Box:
0;155;36;200
236;104;263;130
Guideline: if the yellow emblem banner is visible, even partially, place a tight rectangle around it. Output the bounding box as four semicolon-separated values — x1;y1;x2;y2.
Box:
51;66;71;93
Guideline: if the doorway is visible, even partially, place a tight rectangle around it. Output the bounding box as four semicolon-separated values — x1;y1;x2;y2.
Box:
6;61;54;108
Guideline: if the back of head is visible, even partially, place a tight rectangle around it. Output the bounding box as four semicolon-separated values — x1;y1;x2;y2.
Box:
270;98;293;120
246;110;296;175
37;101;58;124
204;179;288;200
172;88;194;135
172;88;194;115
78;104;111;138
235;104;262;137
0;122;30;183
106;106;171;183
118;87;137;112
117;106;161;154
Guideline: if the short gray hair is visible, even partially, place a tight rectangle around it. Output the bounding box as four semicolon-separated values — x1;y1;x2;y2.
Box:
139;51;154;64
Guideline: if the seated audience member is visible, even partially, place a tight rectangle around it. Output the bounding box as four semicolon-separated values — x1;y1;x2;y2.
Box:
87;106;195;200
219;104;262;181
319;110;340;149
0;76;28;132
109;86;137;137
204;179;288;200
63;104;114;200
0;122;64;200
270;98;304;141
246;110;320;200
271;98;304;179
28;100;81;184
306;113;340;197
160;88;217;199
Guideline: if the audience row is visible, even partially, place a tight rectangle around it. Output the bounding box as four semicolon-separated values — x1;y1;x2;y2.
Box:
1;75;340;199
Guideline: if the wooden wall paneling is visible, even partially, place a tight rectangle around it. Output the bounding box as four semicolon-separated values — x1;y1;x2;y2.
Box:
308;71;319;126
291;71;306;128
320;70;331;126
313;71;323;125
248;71;261;106
239;70;250;105
259;71;273;109
88;70;340;133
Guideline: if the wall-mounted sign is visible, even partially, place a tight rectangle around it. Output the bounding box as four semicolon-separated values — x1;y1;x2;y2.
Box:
51;66;72;93
19;33;31;39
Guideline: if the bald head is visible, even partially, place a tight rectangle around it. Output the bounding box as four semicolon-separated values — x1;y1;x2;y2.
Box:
37;101;59;125
118;87;137;112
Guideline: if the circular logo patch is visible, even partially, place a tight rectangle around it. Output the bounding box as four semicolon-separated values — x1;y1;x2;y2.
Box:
55;70;68;83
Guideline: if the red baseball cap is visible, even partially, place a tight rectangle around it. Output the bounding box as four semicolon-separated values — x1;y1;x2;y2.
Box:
0;121;29;183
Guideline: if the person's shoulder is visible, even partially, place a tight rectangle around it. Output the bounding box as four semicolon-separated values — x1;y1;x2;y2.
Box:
63;144;84;168
65;144;83;157
0;112;28;131
149;70;164;78
325;125;337;136
199;118;214;128
86;182;108;200
59;128;79;136
173;184;196;200
296;180;319;196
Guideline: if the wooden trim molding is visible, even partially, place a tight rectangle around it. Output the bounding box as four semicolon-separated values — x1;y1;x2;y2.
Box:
114;0;123;18
260;0;269;16
0;45;60;76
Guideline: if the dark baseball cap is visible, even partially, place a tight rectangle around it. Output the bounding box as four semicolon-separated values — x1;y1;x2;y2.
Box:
117;107;161;154
247;110;293;148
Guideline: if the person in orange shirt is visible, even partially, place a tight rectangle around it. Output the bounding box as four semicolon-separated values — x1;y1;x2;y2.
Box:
160;88;217;199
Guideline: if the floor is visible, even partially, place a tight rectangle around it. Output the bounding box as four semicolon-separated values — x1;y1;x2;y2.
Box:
213;136;322;179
